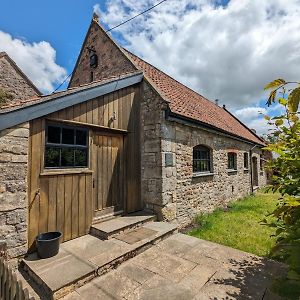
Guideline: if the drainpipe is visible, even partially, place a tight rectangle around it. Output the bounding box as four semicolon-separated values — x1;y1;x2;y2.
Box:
250;144;258;193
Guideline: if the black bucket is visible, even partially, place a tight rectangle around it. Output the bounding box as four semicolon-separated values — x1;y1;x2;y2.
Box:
36;231;62;259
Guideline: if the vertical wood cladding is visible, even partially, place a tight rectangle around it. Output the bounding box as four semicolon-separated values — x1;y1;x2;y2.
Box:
27;86;141;249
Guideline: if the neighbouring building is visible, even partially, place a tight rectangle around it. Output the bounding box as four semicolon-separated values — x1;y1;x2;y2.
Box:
0;14;266;258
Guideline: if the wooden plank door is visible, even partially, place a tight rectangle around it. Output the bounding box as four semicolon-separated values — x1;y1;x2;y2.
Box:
92;131;124;218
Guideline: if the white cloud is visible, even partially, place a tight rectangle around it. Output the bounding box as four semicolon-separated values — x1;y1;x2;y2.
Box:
95;0;300;111
0;31;67;93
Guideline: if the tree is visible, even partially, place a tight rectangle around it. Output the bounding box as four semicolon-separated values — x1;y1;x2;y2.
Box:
263;79;300;282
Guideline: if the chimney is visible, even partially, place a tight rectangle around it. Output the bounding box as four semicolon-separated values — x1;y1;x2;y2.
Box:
215;99;219;106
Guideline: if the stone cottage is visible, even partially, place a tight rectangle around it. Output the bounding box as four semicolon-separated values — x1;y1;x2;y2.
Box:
0;15;266;258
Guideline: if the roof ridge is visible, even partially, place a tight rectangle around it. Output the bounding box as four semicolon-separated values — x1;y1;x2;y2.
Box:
123;47;222;108
222;106;266;144
123;48;264;145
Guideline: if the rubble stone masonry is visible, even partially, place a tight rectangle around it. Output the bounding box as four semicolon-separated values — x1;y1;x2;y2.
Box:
0;123;29;258
0;55;39;103
140;83;267;227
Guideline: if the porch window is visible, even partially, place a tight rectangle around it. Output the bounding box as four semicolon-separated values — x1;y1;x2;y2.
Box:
193;145;211;173
244;152;249;169
228;152;237;170
45;124;88;168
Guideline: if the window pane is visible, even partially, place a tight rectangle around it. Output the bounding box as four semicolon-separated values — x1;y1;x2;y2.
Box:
45;147;60;167
47;126;60;144
76;130;87;146
61;148;74;167
74;149;87;167
62;128;74;145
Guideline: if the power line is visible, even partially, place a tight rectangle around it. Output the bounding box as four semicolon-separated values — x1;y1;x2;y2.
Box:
51;0;168;93
51;72;73;93
106;0;168;32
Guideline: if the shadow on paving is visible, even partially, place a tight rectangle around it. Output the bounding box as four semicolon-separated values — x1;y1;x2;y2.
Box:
210;256;287;300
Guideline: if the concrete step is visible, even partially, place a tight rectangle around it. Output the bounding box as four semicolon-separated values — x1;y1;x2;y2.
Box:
22;222;177;300
90;211;156;240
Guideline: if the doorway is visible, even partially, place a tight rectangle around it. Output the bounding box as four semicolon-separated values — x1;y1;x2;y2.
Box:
92;131;124;219
252;156;259;187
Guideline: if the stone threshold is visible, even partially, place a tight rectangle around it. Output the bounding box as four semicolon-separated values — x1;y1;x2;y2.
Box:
21;222;177;300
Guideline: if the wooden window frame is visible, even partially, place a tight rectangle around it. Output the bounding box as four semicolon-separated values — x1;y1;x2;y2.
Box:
193;145;212;174
228;152;237;171
44;122;89;169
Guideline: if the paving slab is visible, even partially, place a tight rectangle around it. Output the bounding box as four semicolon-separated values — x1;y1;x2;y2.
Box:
65;233;287;300
22;221;176;299
115;227;157;244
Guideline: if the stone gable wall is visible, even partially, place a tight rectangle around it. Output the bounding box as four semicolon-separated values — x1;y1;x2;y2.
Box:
69;21;137;88
0;56;38;104
0;123;29;258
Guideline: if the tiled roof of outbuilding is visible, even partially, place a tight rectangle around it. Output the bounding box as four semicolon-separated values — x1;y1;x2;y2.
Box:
124;49;265;145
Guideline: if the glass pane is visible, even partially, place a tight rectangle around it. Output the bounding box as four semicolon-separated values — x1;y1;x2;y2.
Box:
76;130;87;146
47;126;60;144
61;148;74;167
45;147;60;167
74;149;87;167
62;128;74;145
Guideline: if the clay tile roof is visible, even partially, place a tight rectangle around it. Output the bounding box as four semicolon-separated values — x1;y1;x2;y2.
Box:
124;49;265;145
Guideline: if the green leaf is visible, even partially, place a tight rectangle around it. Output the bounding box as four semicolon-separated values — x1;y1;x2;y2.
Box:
264;79;286;90
266;90;277;106
275;119;284;126
278;98;288;106
288;87;300;113
264;115;271;121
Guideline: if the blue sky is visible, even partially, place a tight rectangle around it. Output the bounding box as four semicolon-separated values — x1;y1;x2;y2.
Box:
0;0;106;73
0;0;299;134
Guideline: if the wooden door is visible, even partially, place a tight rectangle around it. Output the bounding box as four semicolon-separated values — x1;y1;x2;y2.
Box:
92;131;124;218
252;156;259;187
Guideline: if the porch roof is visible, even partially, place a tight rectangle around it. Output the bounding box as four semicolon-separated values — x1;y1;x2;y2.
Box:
0;71;143;131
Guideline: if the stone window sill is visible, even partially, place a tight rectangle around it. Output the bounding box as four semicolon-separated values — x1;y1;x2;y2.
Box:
244;168;249;172
227;169;237;174
192;172;215;178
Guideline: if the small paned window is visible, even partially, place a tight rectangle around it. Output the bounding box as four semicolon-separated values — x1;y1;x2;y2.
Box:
244;152;249;169
193;145;211;173
45;124;88;168
228;152;237;170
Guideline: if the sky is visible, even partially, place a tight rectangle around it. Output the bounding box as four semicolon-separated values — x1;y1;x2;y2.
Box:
1;0;300;135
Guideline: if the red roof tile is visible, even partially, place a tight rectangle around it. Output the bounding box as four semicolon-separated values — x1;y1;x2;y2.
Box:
124;49;264;145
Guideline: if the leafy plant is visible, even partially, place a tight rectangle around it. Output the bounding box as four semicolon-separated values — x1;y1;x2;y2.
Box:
0;88;13;107
262;79;300;283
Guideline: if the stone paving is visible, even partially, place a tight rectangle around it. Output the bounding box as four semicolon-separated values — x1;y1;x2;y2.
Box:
63;233;286;300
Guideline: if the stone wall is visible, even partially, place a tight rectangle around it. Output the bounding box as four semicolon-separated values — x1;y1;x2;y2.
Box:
0;123;29;258
69;20;137;88
159;122;267;226
0;55;39;104
140;86;267;227
140;81;168;212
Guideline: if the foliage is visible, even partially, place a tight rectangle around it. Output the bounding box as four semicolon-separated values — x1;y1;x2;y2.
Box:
188;192;278;257
262;79;300;283
0;88;13;107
